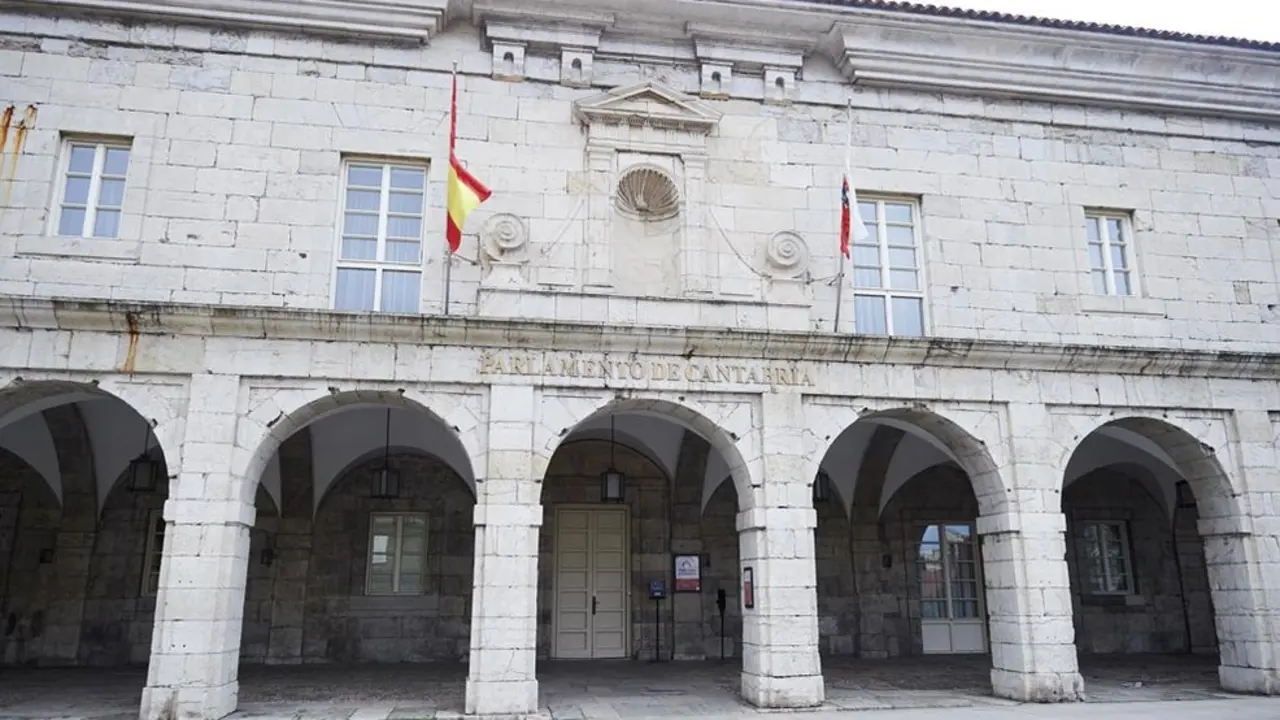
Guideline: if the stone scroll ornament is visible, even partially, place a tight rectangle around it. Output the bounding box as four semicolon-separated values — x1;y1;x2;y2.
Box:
764;231;810;279
480;213;529;262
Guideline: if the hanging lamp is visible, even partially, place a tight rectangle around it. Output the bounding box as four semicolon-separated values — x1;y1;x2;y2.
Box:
371;408;400;499
600;414;625;503
813;469;832;503
126;419;159;492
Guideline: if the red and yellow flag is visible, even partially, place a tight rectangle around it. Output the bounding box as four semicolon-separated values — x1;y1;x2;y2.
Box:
445;70;491;252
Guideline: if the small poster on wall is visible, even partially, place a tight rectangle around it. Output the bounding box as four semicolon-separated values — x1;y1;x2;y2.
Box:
673;554;701;592
742;566;754;609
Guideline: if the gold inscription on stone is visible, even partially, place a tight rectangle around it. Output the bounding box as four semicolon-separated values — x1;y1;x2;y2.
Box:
479;351;815;388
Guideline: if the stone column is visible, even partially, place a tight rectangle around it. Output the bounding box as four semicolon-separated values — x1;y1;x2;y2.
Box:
141;374;253;720
1202;523;1280;693
465;385;541;715
1206;410;1280;694
981;401;1083;702
739;392;823;708
978;511;1083;701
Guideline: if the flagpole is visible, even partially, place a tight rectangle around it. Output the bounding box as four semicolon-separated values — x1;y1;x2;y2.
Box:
833;97;852;332
444;62;458;316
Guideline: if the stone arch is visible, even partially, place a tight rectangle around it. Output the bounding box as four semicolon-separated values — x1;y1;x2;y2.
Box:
1056;414;1240;523
236;386;484;511
551;436;674;486
0;377;178;512
535;392;758;511
804;400;1008;518
316;444;479;513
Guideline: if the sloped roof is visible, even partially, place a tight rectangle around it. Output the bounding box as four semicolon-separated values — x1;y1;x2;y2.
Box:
802;0;1280;52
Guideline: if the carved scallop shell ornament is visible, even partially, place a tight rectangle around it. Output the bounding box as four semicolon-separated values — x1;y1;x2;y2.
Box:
765;231;810;279
615;166;680;221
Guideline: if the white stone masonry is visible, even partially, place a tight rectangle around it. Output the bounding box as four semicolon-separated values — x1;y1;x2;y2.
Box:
466;385;542;715
141;373;254;720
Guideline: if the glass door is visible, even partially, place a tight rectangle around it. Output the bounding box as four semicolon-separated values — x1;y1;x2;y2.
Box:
918;524;986;653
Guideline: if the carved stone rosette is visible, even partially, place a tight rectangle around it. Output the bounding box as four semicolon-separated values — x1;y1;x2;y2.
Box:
765;231;810;280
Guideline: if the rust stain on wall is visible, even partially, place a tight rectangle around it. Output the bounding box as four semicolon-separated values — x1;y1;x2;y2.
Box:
0;105;13;159
1;104;37;210
122;312;141;374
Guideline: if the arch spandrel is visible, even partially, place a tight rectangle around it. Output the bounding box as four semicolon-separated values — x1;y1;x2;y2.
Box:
535;389;759;511
1053;409;1243;523
803;397;1012;518
236;382;485;512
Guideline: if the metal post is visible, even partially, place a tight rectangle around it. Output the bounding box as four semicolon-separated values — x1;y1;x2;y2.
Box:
443;253;452;315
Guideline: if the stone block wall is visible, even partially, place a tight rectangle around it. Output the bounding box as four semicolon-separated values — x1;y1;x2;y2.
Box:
1064;471;1215;655
78;460;167;666
0;447;63;665
2;9;1277;351
1;405;169;668
242;441;476;664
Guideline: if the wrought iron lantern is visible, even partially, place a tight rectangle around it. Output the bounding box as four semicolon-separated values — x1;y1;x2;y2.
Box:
600;414;625;503
371;408;400;499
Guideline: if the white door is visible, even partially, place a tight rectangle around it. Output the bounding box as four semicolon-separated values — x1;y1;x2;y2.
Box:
918;523;987;654
554;507;629;659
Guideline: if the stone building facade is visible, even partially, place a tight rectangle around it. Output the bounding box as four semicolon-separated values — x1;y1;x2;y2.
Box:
0;0;1278;719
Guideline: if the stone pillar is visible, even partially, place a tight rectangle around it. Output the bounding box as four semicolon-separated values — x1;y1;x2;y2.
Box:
1202;523;1280;694
738;507;824;707
465;385;541;715
1209;410;1280;694
979;511;1083;702
977;401;1082;702
739;392;823;708
140;374;253;720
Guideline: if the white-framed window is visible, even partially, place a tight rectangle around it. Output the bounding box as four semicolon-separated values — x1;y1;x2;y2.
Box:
366;513;428;596
141;509;165;597
1079;521;1134;595
1085;211;1136;296
333;160;428;313
850;197;926;337
52;138;132;239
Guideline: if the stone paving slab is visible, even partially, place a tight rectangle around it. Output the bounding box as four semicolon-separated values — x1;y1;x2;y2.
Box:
0;654;1243;719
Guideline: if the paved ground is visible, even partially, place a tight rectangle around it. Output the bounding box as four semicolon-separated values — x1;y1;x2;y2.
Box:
0;653;1248;719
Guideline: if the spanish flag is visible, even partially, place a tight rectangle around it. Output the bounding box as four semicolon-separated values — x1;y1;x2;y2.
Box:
445;69;491;253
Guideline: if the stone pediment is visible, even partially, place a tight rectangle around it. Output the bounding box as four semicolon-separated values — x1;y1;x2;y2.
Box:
573;82;721;134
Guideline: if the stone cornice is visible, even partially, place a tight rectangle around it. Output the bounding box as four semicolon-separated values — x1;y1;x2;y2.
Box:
10;0;450;43
829;15;1280;122
3;298;1279;382
12;0;1280;120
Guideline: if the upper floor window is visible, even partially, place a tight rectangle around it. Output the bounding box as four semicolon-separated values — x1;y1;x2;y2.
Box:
1079;520;1134;595
334;160;428;313
1085;211;1135;296
367;513;428;595
53;139;131;239
851;197;925;337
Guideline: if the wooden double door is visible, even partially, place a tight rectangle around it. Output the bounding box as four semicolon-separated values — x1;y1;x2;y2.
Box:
553;507;629;659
